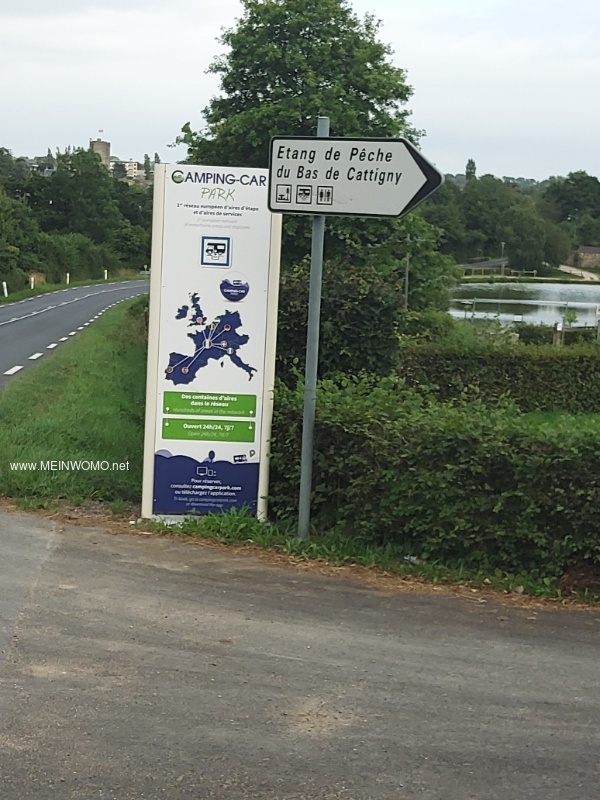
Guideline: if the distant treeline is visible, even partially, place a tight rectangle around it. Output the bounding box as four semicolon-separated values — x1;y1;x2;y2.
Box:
420;160;600;273
0;147;152;292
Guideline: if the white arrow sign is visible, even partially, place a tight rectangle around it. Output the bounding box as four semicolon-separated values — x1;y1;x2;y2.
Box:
268;136;443;217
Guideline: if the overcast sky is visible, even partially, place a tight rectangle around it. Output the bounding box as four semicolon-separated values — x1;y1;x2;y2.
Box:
1;0;598;180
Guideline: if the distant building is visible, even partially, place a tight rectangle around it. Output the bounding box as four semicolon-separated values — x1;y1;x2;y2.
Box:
90;138;110;168
124;159;138;180
108;157;140;181
577;246;600;269
89;137;147;184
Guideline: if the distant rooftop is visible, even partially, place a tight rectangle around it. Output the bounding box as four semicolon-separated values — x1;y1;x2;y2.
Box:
578;246;600;254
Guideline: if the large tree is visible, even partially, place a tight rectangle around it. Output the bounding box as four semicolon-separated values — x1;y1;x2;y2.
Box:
544;171;600;221
0;146;152;285
26;149;122;244
180;0;418;168
178;0;456;374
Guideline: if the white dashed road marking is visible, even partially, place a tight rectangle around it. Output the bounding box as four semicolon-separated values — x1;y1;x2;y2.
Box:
47;343;58;349
29;353;44;360
3;366;24;375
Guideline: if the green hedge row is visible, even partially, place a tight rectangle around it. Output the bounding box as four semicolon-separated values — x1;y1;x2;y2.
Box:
269;376;600;578
516;323;596;345
396;343;600;412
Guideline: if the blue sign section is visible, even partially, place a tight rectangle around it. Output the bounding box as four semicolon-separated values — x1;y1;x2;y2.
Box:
165;297;256;385
153;453;259;515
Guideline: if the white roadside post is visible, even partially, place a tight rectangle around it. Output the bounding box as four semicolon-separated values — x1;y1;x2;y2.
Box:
268;124;443;539
104;270;108;281
2;281;7;298
29;276;35;290
66;273;70;285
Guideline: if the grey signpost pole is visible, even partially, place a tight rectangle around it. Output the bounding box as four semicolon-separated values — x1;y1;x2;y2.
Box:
268;124;443;539
297;115;330;539
403;233;411;312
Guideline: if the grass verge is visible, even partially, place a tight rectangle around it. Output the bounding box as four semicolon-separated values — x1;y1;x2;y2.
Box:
0;298;147;502
459;275;585;285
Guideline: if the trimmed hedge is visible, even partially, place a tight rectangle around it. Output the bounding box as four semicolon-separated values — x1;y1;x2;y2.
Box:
517;323;596;346
269;376;600;578
396;343;600;413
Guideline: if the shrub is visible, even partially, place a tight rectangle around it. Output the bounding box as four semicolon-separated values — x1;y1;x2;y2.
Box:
276;258;403;383
395;342;600;412
269;375;600;577
517;323;596;346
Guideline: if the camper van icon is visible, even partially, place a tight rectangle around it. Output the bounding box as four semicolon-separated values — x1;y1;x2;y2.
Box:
201;236;232;267
206;242;226;258
296;185;313;204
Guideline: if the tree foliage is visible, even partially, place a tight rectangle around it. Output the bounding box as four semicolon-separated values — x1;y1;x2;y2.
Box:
275;212;457;381
178;0;456;330
544;171;600;221
180;0;417;168
421;172;576;271
0;147;152;290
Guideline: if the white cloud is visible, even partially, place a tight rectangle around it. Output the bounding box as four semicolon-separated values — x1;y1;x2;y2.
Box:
0;2;239;159
1;0;599;178
353;0;600;178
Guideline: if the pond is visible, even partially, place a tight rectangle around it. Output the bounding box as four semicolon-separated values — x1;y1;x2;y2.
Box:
450;282;600;327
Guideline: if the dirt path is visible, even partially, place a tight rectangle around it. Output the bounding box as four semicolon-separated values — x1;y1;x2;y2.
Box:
559;264;600;281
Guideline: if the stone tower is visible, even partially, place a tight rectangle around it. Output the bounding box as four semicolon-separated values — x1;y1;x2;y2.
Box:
90;138;110;168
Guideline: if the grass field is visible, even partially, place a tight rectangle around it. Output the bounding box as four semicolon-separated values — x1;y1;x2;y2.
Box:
0;299;147;503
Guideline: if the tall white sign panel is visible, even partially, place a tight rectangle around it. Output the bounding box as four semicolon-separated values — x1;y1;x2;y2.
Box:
142;164;282;519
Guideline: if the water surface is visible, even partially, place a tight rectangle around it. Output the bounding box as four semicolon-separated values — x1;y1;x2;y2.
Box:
451;282;600;326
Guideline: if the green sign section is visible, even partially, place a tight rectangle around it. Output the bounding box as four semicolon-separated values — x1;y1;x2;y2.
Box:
162;417;256;443
163;391;256;418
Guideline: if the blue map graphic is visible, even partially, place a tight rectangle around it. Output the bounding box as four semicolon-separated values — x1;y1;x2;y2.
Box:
166;293;256;385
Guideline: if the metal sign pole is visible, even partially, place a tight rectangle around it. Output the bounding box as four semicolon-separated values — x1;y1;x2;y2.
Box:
403;233;411;312
297;115;330;539
267;123;443;538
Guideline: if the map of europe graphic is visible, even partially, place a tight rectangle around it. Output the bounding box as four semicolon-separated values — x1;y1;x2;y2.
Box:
165;293;256;385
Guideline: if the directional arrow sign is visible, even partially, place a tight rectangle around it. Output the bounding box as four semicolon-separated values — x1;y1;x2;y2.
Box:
268;136;443;217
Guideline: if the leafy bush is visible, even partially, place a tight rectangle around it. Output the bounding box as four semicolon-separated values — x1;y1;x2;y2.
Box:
36;231;119;283
395;341;600;412
269;376;600;577
276;258;404;382
397;310;457;341
517;323;596;346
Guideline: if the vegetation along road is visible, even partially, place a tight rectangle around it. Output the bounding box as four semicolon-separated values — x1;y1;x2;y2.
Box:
0;280;148;389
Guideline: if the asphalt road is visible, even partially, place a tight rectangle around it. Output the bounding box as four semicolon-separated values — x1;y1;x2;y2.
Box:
0;280;149;389
0;510;598;799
